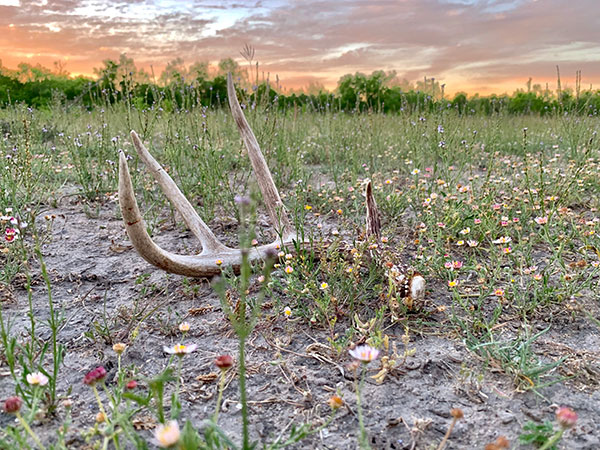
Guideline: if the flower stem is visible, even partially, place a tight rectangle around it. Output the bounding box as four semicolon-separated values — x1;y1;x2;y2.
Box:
314;412;337;435
356;364;370;450
175;355;183;396
92;384;107;420
26;386;40;423
112;431;122;450
36;245;61;409
213;369;227;423
436;418;458;450
16;411;44;450
539;429;565;450
239;335;250;450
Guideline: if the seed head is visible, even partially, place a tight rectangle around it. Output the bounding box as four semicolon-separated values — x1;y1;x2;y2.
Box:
113;343;127;355
450;408;464;419
328;395;343;410
3;396;22;413
485;436;510;450
215;355;234;370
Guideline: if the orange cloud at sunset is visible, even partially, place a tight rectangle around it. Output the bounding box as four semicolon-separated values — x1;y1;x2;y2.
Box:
0;0;599;95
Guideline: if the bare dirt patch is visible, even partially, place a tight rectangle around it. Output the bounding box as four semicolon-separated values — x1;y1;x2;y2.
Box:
2;196;600;449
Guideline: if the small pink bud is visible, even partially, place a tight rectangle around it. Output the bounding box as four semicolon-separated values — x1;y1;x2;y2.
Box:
126;380;138;390
83;366;107;386
556;407;578;429
215;355;234;370
3;396;22;413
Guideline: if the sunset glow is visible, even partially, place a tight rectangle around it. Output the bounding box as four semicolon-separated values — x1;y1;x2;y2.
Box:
1;0;599;95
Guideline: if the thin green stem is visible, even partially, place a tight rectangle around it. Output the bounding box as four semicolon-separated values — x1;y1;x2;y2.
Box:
314;412;337;435
92;384;107;420
36;245;61;408
239;336;250;450
0;306;17;380
269;411;339;449
25;273;36;370
26;386;40;423
213;369;227;423
355;364;370;450
539;429;565;450
175;356;183;396
112;431;122;450
16;411;45;450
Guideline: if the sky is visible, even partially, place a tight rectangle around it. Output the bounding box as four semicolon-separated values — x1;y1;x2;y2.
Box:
0;0;599;95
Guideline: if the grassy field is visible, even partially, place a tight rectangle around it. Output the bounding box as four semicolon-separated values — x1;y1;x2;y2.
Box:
1;100;599;448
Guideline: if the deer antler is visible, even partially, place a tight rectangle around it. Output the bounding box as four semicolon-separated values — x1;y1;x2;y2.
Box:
118;73;302;277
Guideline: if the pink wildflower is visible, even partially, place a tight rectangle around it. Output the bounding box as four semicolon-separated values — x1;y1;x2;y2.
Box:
348;345;379;363
83;367;107;386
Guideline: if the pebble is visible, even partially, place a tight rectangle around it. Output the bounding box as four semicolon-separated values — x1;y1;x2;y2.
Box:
497;409;515;424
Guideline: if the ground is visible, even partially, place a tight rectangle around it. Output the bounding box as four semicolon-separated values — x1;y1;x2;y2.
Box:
2;195;599;449
2;105;600;449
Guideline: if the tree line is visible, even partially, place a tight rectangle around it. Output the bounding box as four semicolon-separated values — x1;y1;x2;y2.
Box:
0;56;598;116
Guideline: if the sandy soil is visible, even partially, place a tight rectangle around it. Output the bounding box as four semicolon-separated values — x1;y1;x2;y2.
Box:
1;196;599;449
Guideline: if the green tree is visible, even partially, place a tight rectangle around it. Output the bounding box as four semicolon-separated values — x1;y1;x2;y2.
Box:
189;61;209;81
159;57;186;85
217;58;244;80
337;70;394;111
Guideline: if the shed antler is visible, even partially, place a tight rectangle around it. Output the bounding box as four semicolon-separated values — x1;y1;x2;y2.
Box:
118;73;302;277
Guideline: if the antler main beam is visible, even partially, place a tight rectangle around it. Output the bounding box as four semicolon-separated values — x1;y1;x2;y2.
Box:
118;73;301;277
226;74;293;239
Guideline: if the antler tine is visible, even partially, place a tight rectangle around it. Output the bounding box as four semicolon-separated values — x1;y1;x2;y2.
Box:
118;151;216;275
129;131;228;255
226;73;294;239
365;181;381;240
120;150;289;276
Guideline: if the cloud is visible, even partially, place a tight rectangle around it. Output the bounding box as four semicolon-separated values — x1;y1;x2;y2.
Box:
0;0;598;94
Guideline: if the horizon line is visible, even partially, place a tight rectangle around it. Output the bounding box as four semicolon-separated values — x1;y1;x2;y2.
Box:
0;60;593;98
